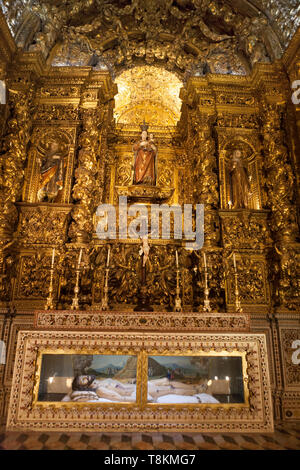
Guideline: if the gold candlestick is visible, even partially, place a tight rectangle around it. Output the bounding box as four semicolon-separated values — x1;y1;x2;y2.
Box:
203;267;212;312
77;248;83;269
100;245;111;311
71;248;84;310
174;268;182;312
71;267;81;310
45;266;55;310
100;267;110;311
233;254;242;312
45;248;56;310
234;270;243;313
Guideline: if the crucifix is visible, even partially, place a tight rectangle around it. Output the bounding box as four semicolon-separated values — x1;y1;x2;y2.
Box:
134;235;153;311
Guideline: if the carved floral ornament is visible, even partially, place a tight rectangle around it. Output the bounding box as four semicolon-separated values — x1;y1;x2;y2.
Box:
1;0;299;78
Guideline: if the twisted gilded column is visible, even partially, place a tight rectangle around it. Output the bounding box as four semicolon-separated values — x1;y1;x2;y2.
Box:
262;103;298;242
69;108;101;243
69;78;115;243
262;102;300;310
189;110;223;311
0;78;35;301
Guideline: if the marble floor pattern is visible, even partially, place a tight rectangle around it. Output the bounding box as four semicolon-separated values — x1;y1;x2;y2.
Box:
0;423;300;450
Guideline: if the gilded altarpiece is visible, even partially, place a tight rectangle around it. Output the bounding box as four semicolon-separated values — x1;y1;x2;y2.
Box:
0;20;299;428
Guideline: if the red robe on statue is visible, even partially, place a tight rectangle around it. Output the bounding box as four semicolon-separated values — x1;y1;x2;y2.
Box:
133;141;156;185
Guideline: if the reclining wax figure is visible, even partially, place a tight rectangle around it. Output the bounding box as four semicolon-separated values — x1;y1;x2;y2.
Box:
62;375;137;403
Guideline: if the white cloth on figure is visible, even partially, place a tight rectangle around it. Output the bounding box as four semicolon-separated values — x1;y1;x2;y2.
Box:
156;393;220;404
194;393;219;403
65;390;113;402
157;394;199;404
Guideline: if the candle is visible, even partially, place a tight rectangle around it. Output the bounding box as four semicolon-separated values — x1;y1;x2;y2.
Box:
233;253;236;270
77;248;83;269
228;200;232;209
51;248;55;268
203;252;207;269
106;245;111;268
175;250;179;268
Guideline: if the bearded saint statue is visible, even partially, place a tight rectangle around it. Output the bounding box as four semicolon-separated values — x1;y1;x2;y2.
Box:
37;141;66;202
132;128;157;185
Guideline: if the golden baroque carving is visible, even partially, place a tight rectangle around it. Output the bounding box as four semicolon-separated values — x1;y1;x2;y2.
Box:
16;205;70;245
217;113;259;129
34;310;250;332
272;244;300;310
17;253;56;300
220;212;272;250
261;103;299;309
39;86;80;98
280;328;300;386
0;86;34;204
262;103;298;242
90;244;193;309
69;108;102;242
0;201;18;240
116;153;132;187
226;256;269;306
0;242;16;302
33;104;79;122
192;113;219;208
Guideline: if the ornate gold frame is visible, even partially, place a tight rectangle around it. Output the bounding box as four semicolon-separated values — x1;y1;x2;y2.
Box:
7;330;273;432
141;350;249;409
32;349;143;408
31;348;249;410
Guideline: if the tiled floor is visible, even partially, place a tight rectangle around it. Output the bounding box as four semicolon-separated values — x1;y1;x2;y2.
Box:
0;423;299;450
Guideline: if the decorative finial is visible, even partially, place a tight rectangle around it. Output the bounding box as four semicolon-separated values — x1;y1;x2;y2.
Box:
140;119;149;132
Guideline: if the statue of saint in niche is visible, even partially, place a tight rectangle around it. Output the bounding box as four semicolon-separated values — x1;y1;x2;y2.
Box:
37;141;66;203
133;128;157;185
229;149;251;209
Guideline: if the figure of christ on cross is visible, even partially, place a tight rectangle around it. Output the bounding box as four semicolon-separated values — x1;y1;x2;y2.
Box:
134;235;153;312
